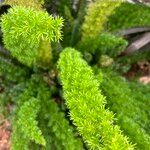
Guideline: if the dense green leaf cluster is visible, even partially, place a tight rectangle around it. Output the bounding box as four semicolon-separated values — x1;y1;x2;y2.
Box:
17;98;46;146
0;0;150;149
58;48;134;150
79;0;129;65
44;0;87;47
11;76;39;150
82;0;122;39
37;81;84;150
0;58;29;82
1;6;63;67
4;0;44;10
107;2;150;31
99;69;150;149
129;82;150;134
45;0;75;47
78;33;128;59
10;75;84;149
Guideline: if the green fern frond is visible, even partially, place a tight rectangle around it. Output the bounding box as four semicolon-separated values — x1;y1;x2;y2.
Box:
11;98;45;150
99;69;150;149
78;33;128;58
4;0;44;10
47;100;84;150
57;48;134;150
37;80;84;150
1;6;63;67
11;76;42;149
82;0;123;39
17;97;46;146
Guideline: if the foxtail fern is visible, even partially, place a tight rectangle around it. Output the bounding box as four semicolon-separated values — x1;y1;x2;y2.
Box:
78;33;128;61
4;0;44;10
58;48;134;150
82;0;123;39
11;74;84;149
99;69;150;149
17;98;46;146
1;6;63;68
11;76;40;150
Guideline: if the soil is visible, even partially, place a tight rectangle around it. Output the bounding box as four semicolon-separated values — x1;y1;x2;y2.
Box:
0;115;11;150
123;60;150;84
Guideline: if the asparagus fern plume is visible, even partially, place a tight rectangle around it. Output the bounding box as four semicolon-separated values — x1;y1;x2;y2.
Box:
4;0;44;10
1;6;63;68
11;74;83;149
78;33;128;59
58;48;134;149
17;98;46;146
11;77;43;150
82;0;122;39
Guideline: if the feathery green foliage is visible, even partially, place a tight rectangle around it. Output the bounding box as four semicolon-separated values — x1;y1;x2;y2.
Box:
0;1;149;149
107;2;150;31
4;0;44;10
37;81;84;150
0;82;26;111
45;0;87;47
45;0;74;47
0;58;29;82
129;82;150;134
47;100;83;150
78;33;128;61
17;98;46;146
1;6;63;67
11;76;40;150
99;69;150;149
58;48;134;150
82;0;122;39
11;74;84;149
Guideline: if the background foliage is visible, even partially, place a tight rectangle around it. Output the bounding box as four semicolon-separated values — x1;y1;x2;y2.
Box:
0;0;150;149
